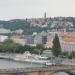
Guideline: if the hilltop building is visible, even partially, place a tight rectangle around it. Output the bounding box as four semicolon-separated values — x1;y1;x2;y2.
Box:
0;35;8;42
0;28;11;34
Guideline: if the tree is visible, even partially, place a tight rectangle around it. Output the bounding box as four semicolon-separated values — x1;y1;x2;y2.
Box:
0;39;23;53
36;44;44;54
52;34;61;57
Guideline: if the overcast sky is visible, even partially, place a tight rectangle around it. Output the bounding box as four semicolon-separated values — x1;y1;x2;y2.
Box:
0;0;75;20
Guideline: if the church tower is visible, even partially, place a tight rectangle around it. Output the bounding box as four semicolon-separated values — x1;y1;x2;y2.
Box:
44;12;46;19
44;12;47;23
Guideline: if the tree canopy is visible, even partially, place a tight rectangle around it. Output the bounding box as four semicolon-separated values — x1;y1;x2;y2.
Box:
0;39;46;54
52;34;61;57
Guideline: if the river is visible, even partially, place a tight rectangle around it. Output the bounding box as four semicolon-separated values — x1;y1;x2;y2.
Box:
0;59;70;75
0;59;43;69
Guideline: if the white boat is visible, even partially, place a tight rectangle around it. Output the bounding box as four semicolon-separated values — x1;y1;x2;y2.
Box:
14;51;50;64
45;62;56;66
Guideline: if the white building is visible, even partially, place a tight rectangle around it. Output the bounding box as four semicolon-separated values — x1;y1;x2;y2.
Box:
61;42;75;52
0;35;8;42
14;29;24;34
12;38;27;46
34;35;42;45
0;28;11;34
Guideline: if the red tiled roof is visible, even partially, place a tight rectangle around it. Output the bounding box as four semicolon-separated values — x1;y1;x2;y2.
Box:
63;37;75;42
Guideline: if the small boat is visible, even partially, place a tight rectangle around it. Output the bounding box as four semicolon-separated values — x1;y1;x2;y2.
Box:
45;62;56;66
14;51;50;64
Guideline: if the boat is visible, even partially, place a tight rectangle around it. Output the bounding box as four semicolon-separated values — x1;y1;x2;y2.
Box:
45;62;56;66
14;51;50;64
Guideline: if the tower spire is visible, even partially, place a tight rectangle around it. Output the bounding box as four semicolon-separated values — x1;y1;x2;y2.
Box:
44;12;47;23
44;12;46;19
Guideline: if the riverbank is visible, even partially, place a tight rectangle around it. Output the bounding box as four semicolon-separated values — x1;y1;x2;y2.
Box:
1;52;75;66
0;53;47;65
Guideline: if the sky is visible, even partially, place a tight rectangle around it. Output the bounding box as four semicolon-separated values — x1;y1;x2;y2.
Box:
0;0;75;20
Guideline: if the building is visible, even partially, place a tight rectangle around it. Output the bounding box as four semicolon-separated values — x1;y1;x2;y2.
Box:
44;31;75;52
34;34;42;45
23;35;34;45
42;35;47;44
14;29;24;34
10;35;34;46
10;35;27;45
34;31;47;45
61;36;75;52
0;28;11;34
0;35;8;42
61;42;75;52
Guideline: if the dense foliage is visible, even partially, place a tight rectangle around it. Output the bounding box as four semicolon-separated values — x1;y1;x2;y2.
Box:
52;34;61;57
1;19;42;35
0;39;45;54
62;52;75;59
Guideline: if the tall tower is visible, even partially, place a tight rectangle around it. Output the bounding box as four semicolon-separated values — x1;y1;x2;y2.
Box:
44;12;47;23
44;12;46;19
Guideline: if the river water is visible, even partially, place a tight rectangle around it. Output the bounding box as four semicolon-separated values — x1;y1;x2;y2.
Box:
0;59;43;69
0;59;69;75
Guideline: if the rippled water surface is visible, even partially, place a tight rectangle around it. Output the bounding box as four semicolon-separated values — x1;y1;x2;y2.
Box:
0;59;71;75
0;59;43;69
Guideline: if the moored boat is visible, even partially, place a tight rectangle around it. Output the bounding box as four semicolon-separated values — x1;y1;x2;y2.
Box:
14;51;50;64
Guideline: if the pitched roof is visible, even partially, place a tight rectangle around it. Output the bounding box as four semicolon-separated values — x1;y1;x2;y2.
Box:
63;37;75;42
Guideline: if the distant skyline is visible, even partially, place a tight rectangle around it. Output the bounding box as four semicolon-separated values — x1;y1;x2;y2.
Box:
0;0;75;20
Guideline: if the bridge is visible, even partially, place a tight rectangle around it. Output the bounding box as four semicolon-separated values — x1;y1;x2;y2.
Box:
0;64;75;75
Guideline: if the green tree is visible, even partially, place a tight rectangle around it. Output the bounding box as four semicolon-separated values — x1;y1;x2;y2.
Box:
52;34;61;57
0;39;23;53
36;44;44;54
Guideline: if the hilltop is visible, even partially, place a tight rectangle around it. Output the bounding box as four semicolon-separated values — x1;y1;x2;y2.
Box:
0;17;75;34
